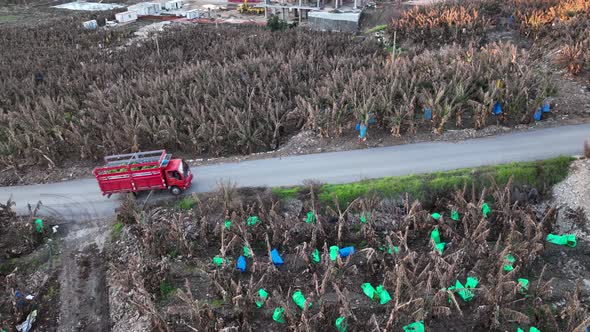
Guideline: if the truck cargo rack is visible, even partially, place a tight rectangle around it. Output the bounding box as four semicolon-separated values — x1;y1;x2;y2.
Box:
104;150;168;168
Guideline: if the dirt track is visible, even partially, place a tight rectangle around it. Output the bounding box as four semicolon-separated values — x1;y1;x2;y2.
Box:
58;219;110;332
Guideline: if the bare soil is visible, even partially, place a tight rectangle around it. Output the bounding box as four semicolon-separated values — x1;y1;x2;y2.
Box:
57;219;110;332
0;203;111;332
359;1;406;29
0;209;60;332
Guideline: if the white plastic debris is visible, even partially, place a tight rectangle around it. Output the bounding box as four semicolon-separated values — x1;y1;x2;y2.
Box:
16;310;37;332
52;225;59;233
25;295;34;300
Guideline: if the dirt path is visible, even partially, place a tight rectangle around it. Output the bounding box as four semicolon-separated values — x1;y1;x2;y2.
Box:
553;158;590;239
58;219;111;332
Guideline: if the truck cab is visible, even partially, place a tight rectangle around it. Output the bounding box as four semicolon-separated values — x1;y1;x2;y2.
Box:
164;158;193;195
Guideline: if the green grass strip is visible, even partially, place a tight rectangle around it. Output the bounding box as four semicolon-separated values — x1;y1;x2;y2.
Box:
366;24;388;33
273;156;574;206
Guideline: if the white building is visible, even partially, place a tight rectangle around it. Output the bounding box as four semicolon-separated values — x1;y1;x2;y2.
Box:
185;9;201;19
163;0;183;10
128;2;161;16
115;11;138;23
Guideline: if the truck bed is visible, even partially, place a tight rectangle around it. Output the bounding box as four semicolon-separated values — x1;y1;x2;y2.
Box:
93;150;170;195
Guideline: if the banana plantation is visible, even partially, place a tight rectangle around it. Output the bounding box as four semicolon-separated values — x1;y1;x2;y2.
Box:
2;0;589;168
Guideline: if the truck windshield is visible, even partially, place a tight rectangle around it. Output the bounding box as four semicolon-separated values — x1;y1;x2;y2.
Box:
182;160;189;178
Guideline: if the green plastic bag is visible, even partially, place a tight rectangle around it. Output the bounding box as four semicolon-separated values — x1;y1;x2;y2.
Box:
403;320;425;332
329;246;339;261
335;317;347;332
361;283;377;300
35;218;44;233
546;234;576;247
431;213;441;220
518;278;529;294
430;228;441;244
465;276;478;289
482;203;491;218
451;210;460;221
243;245;251;258
246;216;259;226
311;249;320;263
376;285;391;305
212;256;225;266
435;242;445;254
273;307;285;323
446;277;477;303
306;211;316;223
380;245;399;254
517;327;540;332
454;280;474;302
256;288;268;308
504;254;515;271
360;212;370;223
292;290;310;309
224;220;231;229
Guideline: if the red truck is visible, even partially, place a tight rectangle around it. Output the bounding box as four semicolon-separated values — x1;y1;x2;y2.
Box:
93;150;193;196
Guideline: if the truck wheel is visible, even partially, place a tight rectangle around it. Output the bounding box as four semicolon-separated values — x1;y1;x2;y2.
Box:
170;186;182;196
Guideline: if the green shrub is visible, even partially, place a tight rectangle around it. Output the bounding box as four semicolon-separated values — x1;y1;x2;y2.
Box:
111;221;124;240
267;15;289;31
159;279;176;300
177;197;196;210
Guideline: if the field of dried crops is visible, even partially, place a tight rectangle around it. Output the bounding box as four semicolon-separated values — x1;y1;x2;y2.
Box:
107;179;590;331
389;0;590;73
4;0;590;170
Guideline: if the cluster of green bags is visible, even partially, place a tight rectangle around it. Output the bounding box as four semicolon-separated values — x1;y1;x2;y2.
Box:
361;283;391;305
447;277;478;302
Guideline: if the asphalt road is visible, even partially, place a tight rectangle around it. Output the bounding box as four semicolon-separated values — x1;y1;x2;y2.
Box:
1;123;588;220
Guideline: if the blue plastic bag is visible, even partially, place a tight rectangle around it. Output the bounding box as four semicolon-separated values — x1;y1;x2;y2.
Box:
339;246;355;258
423;108;432;120
237;255;247;272
492;102;502;115
355;123;361;131
542;102;550;113
271;249;284;266
359;124;367;139
533;109;542;121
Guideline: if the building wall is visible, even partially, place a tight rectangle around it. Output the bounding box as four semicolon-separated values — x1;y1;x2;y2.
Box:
128;3;162;16
164;0;183;10
185;10;200;19
128;4;149;15
115;11;138;23
308;16;358;33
